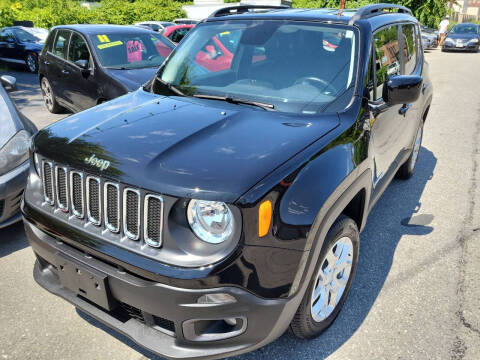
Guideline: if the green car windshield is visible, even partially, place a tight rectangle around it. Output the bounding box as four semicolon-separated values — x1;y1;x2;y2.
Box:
151;20;358;114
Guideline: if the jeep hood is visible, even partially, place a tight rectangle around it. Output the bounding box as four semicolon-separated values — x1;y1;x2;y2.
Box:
34;89;339;202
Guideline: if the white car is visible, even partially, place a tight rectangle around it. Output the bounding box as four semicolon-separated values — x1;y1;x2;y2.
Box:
134;21;175;32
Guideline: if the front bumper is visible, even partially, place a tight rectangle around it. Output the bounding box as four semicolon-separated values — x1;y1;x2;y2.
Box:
0;160;29;229
442;42;479;51
25;218;300;360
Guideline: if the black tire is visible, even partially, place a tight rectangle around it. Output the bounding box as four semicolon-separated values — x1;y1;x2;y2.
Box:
25;52;38;73
290;215;359;339
40;76;63;113
397;122;424;180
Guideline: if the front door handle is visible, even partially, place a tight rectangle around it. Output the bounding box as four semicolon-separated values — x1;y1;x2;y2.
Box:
44;60;50;65
399;104;411;117
61;69;69;75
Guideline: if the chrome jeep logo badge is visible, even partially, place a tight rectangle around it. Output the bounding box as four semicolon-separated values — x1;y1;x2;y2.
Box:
84;154;110;171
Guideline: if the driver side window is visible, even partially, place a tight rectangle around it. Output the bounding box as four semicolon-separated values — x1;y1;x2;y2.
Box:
374;25;400;99
68;32;91;66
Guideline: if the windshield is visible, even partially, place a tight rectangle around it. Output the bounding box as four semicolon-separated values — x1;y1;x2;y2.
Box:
89;32;174;70
152;20;358;114
13;28;40;43
450;24;478;34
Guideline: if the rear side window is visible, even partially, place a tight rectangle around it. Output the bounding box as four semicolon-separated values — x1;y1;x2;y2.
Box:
68;32;90;65
374;25;400;99
169;28;190;43
52;30;71;59
402;24;417;74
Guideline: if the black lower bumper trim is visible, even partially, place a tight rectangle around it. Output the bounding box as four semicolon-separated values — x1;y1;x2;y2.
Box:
25;218;300;360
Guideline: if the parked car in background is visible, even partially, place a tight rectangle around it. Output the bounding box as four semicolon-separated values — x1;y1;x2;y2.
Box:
442;23;480;52
134;21;175;32
39;25;175;114
421;31;437;49
24;4;432;359
0;75;37;229
162;24;195;44
421;24;439;39
23;27;49;42
0;26;44;72
173;18;199;25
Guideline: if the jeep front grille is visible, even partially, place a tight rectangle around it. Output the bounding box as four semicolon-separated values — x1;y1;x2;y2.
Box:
40;159;165;249
144;194;163;247
123;188;140;240
55;166;68;211
42;161;54;205
70;171;84;218
105;182;120;233
86;176;101;225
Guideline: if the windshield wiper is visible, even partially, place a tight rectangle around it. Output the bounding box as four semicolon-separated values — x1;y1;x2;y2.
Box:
193;94;275;111
155;77;186;97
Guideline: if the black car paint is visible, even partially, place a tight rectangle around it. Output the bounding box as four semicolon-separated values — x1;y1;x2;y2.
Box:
38;25;175;113
443;23;480;52
0;27;43;68
23;8;433;359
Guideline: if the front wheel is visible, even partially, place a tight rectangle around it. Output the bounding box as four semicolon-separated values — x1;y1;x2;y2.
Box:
397;122;423;179
290;215;359;339
25;52;38;73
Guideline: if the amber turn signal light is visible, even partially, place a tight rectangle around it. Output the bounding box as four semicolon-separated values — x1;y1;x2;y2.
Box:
258;200;272;237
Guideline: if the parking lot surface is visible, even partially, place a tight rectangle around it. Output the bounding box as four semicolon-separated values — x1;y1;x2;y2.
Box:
0;49;479;360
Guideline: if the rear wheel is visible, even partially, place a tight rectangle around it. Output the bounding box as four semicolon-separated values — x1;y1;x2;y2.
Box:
41;77;63;113
290;216;359;339
397;122;423;179
25;52;38;73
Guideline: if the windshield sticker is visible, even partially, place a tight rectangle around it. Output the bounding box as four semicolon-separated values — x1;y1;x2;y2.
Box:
97;34;110;43
97;40;123;49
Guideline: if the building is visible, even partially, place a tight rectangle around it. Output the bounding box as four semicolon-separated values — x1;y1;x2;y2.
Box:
452;0;480;23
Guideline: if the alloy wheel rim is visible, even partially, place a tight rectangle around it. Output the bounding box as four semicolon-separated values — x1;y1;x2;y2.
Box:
409;127;422;170
41;79;53;110
310;236;353;322
27;54;36;72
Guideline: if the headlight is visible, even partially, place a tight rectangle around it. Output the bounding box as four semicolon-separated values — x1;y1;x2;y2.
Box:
445;38;455;44
0;130;30;176
187;199;234;244
469;38;479;43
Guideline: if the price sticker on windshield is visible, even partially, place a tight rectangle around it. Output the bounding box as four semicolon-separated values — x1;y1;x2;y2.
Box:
97;40;123;49
97;34;110;43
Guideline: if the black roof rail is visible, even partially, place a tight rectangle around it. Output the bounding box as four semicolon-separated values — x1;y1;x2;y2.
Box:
209;5;290;18
349;3;412;24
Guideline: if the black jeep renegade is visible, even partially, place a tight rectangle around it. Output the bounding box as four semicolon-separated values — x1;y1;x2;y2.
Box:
23;4;432;359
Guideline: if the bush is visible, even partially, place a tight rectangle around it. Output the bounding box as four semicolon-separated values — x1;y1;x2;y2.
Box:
0;0;187;28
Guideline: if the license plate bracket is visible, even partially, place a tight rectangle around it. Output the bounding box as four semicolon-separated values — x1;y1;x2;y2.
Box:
55;252;116;311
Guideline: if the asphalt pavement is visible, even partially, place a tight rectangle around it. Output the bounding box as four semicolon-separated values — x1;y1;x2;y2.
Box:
0;48;479;360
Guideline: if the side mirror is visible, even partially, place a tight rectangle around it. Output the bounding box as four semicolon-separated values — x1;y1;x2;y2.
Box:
383;75;423;105
74;59;89;70
1;75;17;92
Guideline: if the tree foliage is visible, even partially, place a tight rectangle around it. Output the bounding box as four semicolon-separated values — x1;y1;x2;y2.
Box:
291;0;451;28
0;0;187;28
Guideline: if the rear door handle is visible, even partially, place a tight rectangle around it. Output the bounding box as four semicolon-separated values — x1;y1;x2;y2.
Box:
44;60;50;65
399;104;411;117
61;69;69;75
422;83;427;95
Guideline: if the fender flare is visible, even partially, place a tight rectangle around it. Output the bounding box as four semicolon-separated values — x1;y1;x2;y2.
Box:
290;167;372;296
